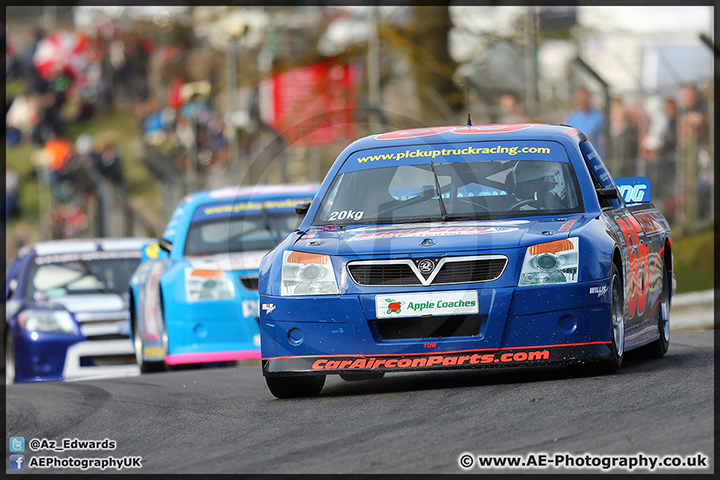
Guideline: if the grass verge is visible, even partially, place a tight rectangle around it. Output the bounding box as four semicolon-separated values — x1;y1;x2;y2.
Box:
672;228;714;294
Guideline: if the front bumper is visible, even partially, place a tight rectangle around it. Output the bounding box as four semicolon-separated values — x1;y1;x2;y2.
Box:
14;331;137;383
162;297;261;363
260;280;614;376
263;342;611;376
165;348;260;366
62;339;138;380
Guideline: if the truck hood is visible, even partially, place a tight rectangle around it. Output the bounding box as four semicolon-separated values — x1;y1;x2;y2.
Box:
185;251;268;271
292;216;585;256
49;293;127;314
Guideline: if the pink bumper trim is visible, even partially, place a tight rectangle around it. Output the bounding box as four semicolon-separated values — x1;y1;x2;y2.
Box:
165;349;261;365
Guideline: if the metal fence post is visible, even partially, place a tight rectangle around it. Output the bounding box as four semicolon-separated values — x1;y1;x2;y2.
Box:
683;124;698;232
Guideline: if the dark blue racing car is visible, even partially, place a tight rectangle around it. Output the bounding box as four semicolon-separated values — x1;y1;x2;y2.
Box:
5;238;151;383
258;124;674;398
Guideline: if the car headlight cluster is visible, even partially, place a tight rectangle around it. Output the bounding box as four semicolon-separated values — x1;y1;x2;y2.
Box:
281;251;339;296
18;309;76;334
185;269;235;302
519;238;579;286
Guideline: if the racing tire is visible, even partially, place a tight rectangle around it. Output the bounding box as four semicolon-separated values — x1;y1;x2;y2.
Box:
5;334;16;385
133;316;166;374
339;372;385;381
593;264;625;375
265;375;326;399
642;262;670;358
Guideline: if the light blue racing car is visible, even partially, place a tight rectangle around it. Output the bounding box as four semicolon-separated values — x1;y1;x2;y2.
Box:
129;184;318;372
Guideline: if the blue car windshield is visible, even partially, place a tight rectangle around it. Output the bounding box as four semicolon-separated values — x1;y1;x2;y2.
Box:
313;160;584;225
25;257;141;298
184;212;302;256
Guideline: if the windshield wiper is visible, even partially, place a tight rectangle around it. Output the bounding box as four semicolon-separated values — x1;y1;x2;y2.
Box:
78;260;114;294
45;260;113;294
259;204;282;242
429;160;448;222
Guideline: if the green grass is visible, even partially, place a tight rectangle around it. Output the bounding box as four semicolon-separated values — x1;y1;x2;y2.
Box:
6;79;26;97
672;228;714;293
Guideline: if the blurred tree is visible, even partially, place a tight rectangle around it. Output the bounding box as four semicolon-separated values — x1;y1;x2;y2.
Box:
405;6;462;124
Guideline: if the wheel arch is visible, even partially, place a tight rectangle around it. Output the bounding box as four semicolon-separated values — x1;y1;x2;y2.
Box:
612;246;623;289
128;288;138;340
664;237;675;298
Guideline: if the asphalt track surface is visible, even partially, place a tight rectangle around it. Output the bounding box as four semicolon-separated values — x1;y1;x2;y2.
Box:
5;330;714;474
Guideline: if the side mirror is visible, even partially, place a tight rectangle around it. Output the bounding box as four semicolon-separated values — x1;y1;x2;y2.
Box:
158;238;173;253
142;241;169;261
597;188;618;200
295;202;311;215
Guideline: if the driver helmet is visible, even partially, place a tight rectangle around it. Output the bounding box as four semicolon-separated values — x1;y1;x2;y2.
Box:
512;162;559;200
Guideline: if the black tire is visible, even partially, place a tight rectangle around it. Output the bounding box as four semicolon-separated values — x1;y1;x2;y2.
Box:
643;260;670;358
133;316;166;374
6;334;16;385
265;375;326;398
593;264;625;374
339;372;385;381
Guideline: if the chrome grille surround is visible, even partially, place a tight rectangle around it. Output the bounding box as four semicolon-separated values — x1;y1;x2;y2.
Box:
347;255;508;287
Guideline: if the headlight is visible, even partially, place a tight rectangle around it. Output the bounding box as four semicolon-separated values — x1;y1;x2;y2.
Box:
185;269;235;302
519;238;579;286
18;309;76;334
281;251;339;296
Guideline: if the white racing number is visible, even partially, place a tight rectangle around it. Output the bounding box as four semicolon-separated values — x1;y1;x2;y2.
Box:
329;210;364;222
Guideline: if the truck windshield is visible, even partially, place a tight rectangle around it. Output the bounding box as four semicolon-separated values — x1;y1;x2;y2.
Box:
184;212;301;256
26;256;141;298
314;159;583;225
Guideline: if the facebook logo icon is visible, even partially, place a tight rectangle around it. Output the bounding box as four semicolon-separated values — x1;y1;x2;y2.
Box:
10;437;24;452
10;455;25;470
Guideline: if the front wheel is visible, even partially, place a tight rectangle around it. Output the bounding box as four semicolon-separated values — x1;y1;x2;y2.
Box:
265;375;325;398
133;316;166;374
6;334;16;385
593;264;625;374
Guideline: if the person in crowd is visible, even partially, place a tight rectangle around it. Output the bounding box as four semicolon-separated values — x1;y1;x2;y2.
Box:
168;78;185;110
91;140;125;187
640;96;668;165
678;84;709;150
564;86;605;156
498;92;528;124
639;95;683;211
6;26;19;78
677;84;711;221
662;98;678;159
654;98;680;221
75;133;94;166
608;97;638;178
42;133;75;201
6;167;20;219
32;91;65;146
50;202;88;239
22;27;49;95
6;92;38;146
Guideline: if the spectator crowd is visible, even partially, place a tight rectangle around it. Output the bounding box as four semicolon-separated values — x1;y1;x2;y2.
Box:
500;84;713;226
5;22;713;245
